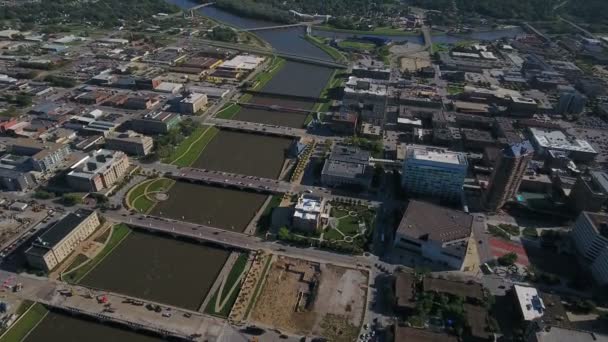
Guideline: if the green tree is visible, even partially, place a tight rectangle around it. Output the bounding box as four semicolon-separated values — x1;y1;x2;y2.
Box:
34;190;53;200
15;94;32;107
278;227;291;240
62;194;82;206
497;252;518;266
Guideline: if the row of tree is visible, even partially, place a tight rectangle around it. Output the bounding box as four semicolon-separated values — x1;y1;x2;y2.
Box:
214;0;297;24
0;0;179;27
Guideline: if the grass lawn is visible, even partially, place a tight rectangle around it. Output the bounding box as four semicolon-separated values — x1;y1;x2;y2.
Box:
337;40;376;51
324;228;344;241
205;253;249;317
447;84;464;95
132;178;175;213
336;216;361;236
63;224;132;284
0;303;48;342
167;126;220;167
314;24;417;36
431;43;449;53
304;35;347;63
215;103;241;119
249;57;286;91
256;195;282;235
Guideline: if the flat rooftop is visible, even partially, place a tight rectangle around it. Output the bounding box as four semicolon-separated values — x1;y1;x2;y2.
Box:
31;209;95;251
406;145;467;166
397;200;472;243
513;284;545;321
530;127;596;154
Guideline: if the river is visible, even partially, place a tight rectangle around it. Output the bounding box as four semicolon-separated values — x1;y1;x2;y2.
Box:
167;0;524;54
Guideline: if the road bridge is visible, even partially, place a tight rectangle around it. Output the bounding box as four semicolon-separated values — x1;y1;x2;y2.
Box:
192;39;348;68
189;2;215;11
239;102;317;114
241;89;325;102
206;117;306;138
0;270;226;341
245;23;308;32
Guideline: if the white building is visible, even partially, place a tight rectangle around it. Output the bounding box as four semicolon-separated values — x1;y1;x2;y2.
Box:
528;127;597;162
571;211;608;285
292;194;329;233
179;93;207;114
512;285;545;321
393;200;472;270
218;55;265;71
402;145;468;203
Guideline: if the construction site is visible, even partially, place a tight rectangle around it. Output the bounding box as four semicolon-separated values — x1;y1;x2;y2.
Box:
248;256;368;341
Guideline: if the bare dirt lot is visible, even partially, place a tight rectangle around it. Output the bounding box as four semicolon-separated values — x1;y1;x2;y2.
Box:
250;256;368;341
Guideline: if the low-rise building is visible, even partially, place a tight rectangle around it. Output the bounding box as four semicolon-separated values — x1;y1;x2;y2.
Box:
292;194;329;233
321;145;372;189
10;139;71;173
105;131;154;156
131;112;181;135
393;200;473;270
528;127;597;162
179;92;207;114
512;285;545;321
25;209;100;271
66;149;129;192
402;145;468;203
571;211;608;285
0;155;36;191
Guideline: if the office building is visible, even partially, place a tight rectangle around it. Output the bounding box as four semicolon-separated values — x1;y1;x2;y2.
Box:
0;155;36;191
393;200;473;270
402;145;468;203
321;145;372;189
131;112;181;135
11;139;71;173
25;209;100;271
105;131;154;156
342;76;387;125
569;171;608;213
292;194;330;233
528;127;596;162
571;211;608;285
179;93;207;114
485;141;534;211
557;85;586;115
67;149;129;192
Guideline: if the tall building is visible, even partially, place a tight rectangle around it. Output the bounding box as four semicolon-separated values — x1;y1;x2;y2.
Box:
571;211;608;285
569;171;608;213
321;145;372;189
485;141;534;211
25;209;100;271
342;76;387;125
401;145;468;203
67;149;129;192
